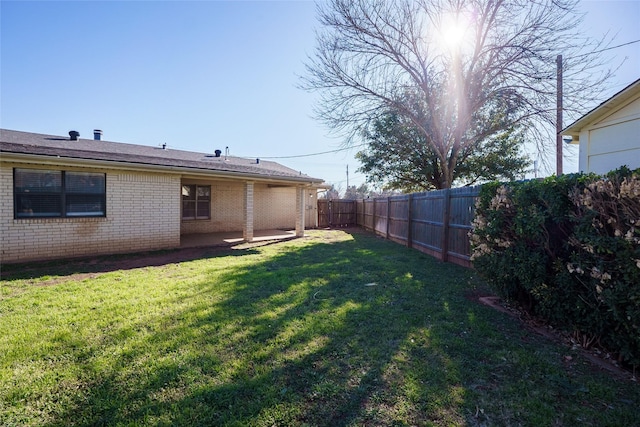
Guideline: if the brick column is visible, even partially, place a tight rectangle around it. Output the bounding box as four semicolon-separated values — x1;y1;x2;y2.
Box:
243;181;254;242
295;186;305;237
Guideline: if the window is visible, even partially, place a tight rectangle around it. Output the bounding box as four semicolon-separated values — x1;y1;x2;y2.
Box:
182;185;210;219
14;168;106;218
65;172;107;216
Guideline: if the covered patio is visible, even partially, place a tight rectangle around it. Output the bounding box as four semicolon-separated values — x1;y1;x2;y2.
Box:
180;229;299;248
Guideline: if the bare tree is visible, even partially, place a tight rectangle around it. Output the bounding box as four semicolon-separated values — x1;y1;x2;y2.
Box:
302;0;614;187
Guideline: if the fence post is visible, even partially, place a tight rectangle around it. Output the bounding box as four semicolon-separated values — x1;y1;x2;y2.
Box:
329;200;333;227
386;197;391;239
407;193;413;248
441;189;451;262
372;198;376;234
353;199;357;226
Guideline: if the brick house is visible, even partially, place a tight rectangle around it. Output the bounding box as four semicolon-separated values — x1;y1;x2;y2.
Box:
0;129;325;264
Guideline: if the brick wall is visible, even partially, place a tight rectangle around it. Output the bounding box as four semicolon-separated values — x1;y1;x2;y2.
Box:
180;181;298;234
1;163;181;264
254;184;297;230
180;180;245;234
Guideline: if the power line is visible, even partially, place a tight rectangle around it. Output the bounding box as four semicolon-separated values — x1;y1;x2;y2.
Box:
319;170;367;186
565;39;640;60
254;143;366;159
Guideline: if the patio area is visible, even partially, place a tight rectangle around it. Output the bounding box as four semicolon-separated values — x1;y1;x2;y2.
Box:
180;229;298;248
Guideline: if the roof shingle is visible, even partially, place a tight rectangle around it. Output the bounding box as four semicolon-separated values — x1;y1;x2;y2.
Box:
0;129;324;184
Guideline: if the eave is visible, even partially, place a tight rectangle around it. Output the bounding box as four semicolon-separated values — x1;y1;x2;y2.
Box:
562;78;640;143
0;150;324;187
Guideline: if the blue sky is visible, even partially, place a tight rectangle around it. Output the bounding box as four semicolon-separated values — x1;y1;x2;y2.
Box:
1;0;639;191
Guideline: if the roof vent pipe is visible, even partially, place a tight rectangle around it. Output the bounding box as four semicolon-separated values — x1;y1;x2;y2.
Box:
69;130;80;141
93;129;103;140
214;149;222;157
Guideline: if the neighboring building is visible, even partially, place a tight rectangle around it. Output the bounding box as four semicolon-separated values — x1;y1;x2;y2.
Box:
563;78;640;175
1;129;324;263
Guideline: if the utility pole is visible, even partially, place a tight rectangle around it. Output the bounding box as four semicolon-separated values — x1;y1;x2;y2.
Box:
346;164;349;189
556;54;563;176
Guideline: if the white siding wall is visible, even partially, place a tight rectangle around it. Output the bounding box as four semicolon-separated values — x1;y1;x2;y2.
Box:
579;97;640;174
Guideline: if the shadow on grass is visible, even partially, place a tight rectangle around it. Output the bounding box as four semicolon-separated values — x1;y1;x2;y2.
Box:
9;230;638;426
0;238;294;282
32;232;471;426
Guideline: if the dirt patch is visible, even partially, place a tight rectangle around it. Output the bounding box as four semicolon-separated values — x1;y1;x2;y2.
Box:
98;246;232;270
1;235;316;285
34;273;101;287
2;229;366;283
2;245;237;284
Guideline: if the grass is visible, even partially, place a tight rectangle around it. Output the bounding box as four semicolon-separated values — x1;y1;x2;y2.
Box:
1;229;638;426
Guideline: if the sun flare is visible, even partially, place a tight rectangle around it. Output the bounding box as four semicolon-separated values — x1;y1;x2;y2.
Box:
442;22;467;47
437;11;473;51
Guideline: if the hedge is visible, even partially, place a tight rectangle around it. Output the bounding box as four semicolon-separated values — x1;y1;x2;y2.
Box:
470;167;640;367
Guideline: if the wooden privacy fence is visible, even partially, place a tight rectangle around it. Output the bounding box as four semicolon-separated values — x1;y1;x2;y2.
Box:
319;186;480;267
317;199;357;228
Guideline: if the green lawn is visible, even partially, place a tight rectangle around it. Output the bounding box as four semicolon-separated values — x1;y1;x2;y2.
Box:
1;229;638;426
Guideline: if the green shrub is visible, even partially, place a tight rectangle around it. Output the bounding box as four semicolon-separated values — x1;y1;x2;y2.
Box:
471;174;586;311
471;167;640;367
566;167;640;363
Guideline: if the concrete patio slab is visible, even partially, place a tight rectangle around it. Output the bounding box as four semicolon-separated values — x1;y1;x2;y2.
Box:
180;229;297;248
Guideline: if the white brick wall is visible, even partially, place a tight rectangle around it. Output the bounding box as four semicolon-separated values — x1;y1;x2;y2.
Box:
180;180;245;234
180;181;298;234
1;163;181;264
243;181;254;241
254;184;297;230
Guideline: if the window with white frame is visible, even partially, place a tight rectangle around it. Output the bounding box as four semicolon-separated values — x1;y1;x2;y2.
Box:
182;184;210;219
14;168;106;218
